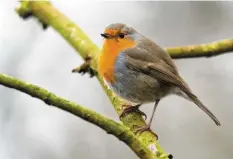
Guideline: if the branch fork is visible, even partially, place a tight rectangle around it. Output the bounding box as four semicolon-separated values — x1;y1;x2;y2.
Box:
72;56;97;78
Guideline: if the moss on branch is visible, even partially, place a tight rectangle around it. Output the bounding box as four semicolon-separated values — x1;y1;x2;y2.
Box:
168;39;233;59
0;73;158;159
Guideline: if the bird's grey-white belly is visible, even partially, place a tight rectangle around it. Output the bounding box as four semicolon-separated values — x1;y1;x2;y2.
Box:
110;53;170;103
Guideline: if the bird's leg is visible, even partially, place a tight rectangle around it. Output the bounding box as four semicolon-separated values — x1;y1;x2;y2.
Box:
135;99;160;138
120;104;147;120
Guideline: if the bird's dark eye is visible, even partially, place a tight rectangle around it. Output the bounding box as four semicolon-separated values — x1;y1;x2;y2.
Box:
118;33;125;39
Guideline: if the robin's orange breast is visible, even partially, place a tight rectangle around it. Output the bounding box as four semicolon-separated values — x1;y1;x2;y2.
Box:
98;39;135;83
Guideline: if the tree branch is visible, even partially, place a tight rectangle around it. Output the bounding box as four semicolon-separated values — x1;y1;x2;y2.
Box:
167;39;233;59
0;73;158;159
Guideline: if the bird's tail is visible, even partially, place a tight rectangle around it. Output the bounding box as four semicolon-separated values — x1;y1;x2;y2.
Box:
180;88;221;126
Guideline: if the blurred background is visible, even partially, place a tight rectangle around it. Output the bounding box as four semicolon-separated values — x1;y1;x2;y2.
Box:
0;1;233;159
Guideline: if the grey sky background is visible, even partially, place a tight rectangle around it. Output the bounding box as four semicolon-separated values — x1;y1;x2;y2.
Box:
0;1;233;159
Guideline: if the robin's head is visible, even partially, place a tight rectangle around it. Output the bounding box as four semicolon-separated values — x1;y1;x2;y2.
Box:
101;23;139;50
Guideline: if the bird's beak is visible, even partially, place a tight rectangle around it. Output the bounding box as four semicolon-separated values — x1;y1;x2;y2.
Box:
101;33;110;39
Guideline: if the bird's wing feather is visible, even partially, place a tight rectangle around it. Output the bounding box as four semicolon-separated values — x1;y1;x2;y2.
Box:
123;46;193;94
124;42;179;75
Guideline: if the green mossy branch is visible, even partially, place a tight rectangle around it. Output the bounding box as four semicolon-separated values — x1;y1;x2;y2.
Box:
168;39;233;59
0;73;157;159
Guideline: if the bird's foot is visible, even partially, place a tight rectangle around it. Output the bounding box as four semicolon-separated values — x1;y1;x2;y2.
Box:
135;125;158;140
120;104;147;120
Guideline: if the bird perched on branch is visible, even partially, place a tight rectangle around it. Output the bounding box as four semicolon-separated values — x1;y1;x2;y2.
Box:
98;23;221;134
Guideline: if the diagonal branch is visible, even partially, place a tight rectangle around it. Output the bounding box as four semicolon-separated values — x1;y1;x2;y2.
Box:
0;73;157;159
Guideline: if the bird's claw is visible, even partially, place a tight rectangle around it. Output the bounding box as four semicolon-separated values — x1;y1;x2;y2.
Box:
135;125;158;140
120;104;147;120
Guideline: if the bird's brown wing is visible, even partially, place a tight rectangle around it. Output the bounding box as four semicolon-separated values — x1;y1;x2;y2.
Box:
123;46;192;93
124;42;179;76
137;38;180;75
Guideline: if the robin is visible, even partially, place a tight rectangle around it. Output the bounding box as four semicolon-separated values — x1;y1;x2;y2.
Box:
98;23;221;134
